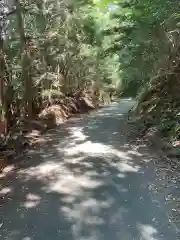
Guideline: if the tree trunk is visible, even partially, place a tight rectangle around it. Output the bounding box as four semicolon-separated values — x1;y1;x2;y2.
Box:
15;0;33;119
0;38;6;135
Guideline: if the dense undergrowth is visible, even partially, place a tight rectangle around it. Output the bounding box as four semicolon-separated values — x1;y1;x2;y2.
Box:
102;0;180;151
133;71;180;141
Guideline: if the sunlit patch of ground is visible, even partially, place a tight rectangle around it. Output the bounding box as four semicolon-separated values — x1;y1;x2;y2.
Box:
138;224;160;240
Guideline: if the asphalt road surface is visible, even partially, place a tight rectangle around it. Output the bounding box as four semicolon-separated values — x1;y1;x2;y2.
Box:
0;99;179;239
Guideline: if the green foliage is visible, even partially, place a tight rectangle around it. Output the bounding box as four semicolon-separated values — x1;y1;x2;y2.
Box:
1;0;121;115
94;0;180;96
159;118;176;134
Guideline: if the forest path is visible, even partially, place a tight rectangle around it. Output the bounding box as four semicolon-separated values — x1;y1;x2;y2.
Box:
0;99;178;240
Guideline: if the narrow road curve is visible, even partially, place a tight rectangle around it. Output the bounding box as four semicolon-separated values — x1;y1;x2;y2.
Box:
0;99;178;239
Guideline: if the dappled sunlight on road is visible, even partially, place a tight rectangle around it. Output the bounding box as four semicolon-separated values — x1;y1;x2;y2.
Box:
0;100;178;240
62;138;140;173
138;224;160;240
21;193;41;209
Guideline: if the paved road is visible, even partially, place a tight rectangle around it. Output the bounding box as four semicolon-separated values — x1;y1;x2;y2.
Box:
0;99;179;239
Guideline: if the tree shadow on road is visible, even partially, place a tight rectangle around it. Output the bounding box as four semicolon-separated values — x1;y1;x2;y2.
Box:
0;102;178;239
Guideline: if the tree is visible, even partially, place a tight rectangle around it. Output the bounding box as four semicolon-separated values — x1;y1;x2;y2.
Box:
0;0;121;135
